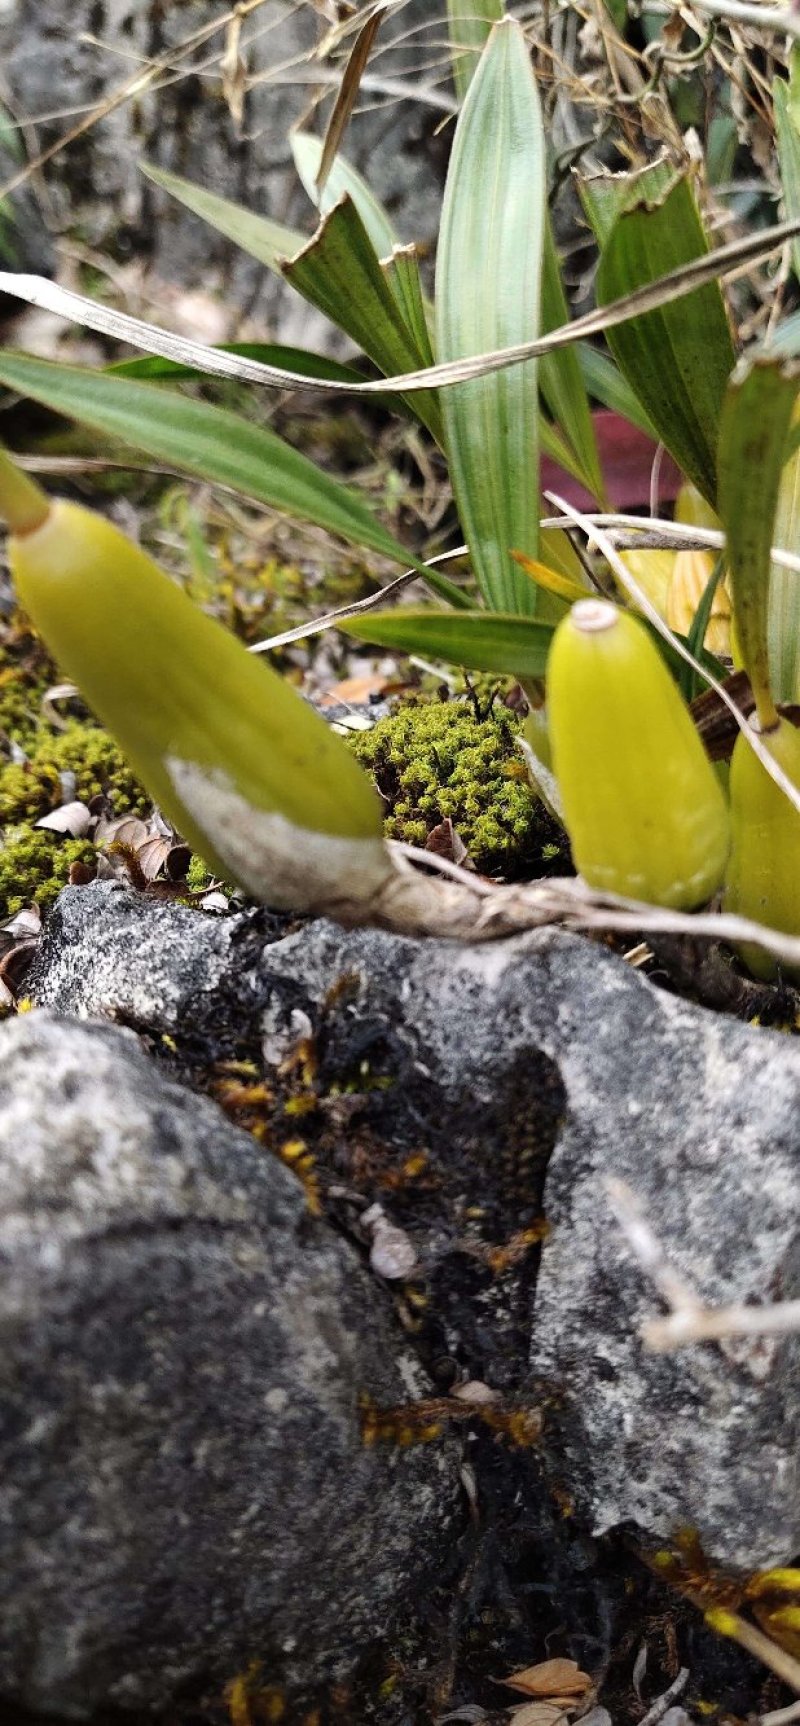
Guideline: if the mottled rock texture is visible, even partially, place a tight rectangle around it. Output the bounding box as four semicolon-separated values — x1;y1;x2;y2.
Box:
29;883;800;1573
0;0;448;332
0;1008;459;1720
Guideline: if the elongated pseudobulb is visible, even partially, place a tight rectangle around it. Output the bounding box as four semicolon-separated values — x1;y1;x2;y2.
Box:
547;599;729;909
725;715;800;981
6;476;390;914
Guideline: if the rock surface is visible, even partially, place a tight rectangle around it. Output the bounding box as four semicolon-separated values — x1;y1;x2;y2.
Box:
0;0;448;333
0;1008;459;1720
29;883;800;1571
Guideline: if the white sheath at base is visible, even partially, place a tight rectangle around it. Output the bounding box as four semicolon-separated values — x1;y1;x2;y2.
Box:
165;757;392;914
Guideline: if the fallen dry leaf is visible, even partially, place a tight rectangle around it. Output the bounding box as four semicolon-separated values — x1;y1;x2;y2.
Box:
509;1705;570;1726
498;1660;592;1699
36;800;93;838
320;672;390;707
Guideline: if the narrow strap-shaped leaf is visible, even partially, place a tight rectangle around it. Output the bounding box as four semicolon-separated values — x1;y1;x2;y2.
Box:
775;56;800;284
768;400;800;703
540;219;605;503
436;18;545;615
583;160;735;506
109;342;372;386
140;161;303;271
291;129;400;259
284;197;443;443
343;607;554;675
717;356;800;726
447;0;504;104
577;342;657;440
0;350;436;580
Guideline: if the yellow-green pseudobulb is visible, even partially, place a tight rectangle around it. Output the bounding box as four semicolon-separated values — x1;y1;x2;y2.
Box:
547;599;729;909
725;715;800;981
7;492;390;913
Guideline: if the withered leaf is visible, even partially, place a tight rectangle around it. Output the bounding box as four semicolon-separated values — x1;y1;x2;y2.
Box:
509;1706;570;1726
36;800;93;838
498;1660;592;1699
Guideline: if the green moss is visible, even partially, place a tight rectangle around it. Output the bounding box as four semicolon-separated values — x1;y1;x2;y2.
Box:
0;828;96;917
1;723;148;823
347;696;569;879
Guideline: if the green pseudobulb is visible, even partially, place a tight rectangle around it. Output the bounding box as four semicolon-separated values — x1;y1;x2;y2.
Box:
9;499;389;912
547;598;729;909
725;715;800;981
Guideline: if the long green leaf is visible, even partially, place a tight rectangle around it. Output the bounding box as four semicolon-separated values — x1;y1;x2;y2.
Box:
577;342;657;439
775;56;800;284
447;0;504;104
540;221;605;502
436;18;545;615
283;197;443;444
291;129;400;259
140;161;304;270
769;400;800;703
109;342;371;386
583;161;735;506
344;607;553;675
0;350;435;579
717;356;800;724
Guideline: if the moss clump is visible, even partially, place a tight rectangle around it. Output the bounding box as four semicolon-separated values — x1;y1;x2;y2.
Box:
348;696;568;879
0;828;96;917
1;723;148;823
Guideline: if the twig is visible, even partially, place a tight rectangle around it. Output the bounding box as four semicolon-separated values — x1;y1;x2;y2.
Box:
637;1670;690;1726
644;0;800;39
603;1179;704;1320
762;1698;800;1726
603;1178;800;1355
645;1300;800;1350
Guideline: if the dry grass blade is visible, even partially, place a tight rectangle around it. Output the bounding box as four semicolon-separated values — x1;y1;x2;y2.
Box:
3;218;800;399
249;545;468;654
0;0;273;201
315;3;393;195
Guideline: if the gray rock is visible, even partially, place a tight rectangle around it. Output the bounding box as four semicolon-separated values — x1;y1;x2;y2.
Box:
0;1008;460;1720
0;0;449;330
29;883;800;1571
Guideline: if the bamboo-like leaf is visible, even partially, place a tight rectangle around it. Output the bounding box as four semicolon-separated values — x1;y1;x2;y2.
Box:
344;607;553;675
140;161;303;271
775;55;800;284
447;0;504;104
582;160;735;506
0;351;433;578
540;220;605;502
717;357;800;725
436;18;545;615
291;129;399;259
284;197;443;443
